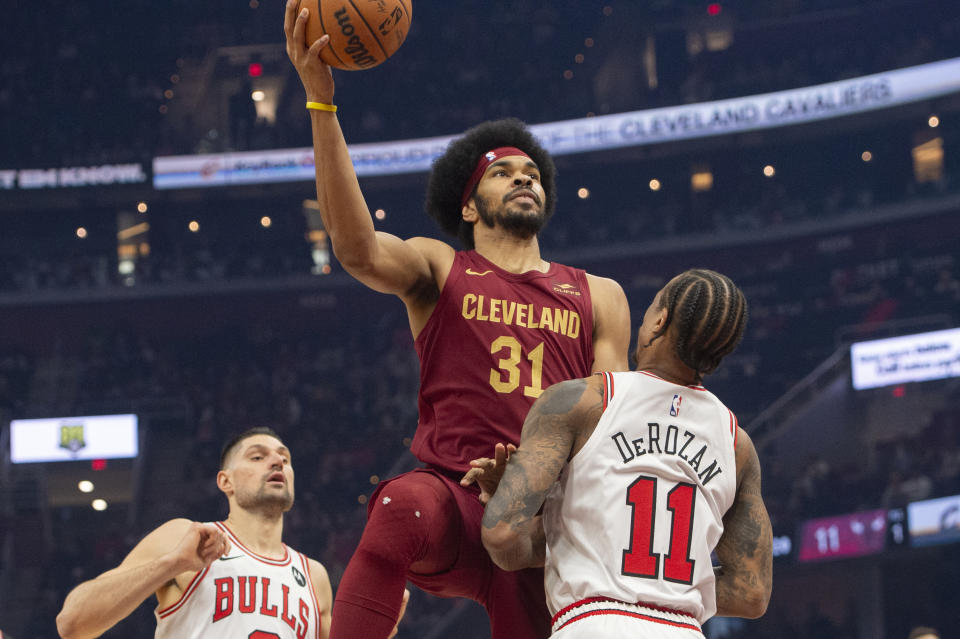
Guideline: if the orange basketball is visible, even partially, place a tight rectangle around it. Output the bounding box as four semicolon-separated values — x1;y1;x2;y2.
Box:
297;0;412;71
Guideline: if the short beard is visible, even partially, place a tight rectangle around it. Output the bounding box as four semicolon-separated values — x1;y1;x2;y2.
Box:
475;191;550;240
236;485;294;517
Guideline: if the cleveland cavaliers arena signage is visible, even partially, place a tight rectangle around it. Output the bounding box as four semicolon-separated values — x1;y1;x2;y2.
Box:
152;56;960;189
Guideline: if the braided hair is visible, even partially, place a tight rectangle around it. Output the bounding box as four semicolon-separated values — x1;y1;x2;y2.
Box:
424;118;557;249
652;269;748;381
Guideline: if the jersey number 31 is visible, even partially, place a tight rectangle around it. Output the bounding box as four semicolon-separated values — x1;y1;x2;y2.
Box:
489;336;545;398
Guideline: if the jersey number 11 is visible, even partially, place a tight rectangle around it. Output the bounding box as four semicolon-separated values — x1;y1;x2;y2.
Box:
621;476;696;585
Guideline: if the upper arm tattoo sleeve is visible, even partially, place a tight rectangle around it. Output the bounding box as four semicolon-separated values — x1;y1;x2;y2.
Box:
715;440;773;607
482;379;590;530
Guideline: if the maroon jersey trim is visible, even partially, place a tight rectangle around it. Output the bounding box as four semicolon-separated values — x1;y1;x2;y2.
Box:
466;250;565;283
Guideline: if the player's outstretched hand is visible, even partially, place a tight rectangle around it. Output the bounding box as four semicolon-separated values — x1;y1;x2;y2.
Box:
167;522;231;574
283;0;335;104
460;443;517;505
387;588;410;639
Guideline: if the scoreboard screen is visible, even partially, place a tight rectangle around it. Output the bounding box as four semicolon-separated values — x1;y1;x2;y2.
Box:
850;327;960;390
10;414;138;463
908;494;960;547
798;509;887;562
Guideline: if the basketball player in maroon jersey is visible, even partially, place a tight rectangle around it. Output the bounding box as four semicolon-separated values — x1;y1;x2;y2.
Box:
285;3;632;638
57;427;406;639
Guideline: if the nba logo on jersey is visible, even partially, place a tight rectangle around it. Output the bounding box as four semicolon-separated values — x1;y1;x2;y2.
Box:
670;394;682;417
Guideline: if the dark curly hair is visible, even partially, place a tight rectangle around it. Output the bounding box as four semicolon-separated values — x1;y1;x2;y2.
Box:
424;118;557;249
644;269;748;382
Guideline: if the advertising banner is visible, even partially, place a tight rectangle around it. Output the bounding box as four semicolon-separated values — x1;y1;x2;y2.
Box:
851;327;960;390
153;57;960;188
0;163;147;190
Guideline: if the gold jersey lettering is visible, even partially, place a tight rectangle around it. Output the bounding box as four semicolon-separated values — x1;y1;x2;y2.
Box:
554;309;569;336
539;307;554;332
476;295;489;321
567;312;581;339
502;300;517;324
462;293;581;340
489;298;501;323
462;294;477;320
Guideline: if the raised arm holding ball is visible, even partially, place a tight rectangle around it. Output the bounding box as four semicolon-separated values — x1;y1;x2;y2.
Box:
286;3;632;637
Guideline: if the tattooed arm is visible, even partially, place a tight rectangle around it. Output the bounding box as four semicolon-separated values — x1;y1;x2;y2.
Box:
713;427;773;618
481;375;605;571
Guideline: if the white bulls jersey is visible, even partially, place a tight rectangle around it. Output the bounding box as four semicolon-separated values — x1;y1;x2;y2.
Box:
155;522;322;639
544;371;738;627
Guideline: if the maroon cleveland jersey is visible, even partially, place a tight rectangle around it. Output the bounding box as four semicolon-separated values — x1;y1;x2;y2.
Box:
412;250;595;473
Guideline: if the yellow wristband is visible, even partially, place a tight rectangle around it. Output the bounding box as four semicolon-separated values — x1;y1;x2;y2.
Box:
306;101;337;112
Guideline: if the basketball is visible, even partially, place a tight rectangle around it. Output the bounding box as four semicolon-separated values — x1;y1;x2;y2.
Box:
297;0;412;71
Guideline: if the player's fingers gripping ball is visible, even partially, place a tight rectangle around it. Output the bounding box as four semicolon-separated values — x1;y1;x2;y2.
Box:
296;0;412;70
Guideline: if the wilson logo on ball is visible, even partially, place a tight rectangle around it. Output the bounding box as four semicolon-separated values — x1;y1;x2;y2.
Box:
299;0;412;71
333;8;376;69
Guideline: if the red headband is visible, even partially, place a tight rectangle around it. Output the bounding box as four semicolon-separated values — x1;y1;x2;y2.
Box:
460;146;531;208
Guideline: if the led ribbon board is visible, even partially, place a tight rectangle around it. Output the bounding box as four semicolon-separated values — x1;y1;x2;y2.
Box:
153;57;960;188
851;327;960;390
797;509;888;562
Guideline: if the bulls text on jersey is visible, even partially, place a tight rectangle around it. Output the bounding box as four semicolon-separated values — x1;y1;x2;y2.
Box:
212;575;311;639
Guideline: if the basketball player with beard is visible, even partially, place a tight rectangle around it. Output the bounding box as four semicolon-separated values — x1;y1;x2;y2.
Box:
56;427;407;639
285;3;632;638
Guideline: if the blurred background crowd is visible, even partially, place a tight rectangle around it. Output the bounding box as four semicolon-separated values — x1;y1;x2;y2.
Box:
2;0;959;637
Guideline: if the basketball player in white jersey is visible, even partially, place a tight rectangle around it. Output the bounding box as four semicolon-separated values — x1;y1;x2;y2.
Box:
56;427;407;639
467;269;772;638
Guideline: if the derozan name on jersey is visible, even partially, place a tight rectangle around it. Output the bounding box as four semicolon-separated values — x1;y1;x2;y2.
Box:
611;422;724;485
